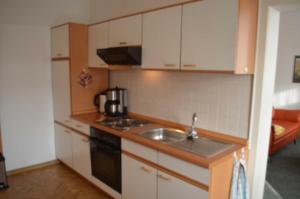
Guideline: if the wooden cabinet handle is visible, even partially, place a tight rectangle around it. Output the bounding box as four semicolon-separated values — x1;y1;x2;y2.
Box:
164;64;176;67
158;174;171;181
141;166;153;173
119;42;128;45
183;64;197;68
81;138;89;143
76;124;83;128
64;130;71;134
56;53;62;57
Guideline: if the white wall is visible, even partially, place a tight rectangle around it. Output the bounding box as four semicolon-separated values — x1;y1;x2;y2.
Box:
0;0;90;171
111;70;252;138
273;10;300;109
248;5;281;198
0;0;90;26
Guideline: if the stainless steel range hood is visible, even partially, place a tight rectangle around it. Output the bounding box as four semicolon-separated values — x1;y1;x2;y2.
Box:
97;46;142;65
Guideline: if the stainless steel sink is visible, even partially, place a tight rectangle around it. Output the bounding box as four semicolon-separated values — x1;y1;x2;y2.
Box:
138;127;234;158
172;137;234;158
139;128;186;143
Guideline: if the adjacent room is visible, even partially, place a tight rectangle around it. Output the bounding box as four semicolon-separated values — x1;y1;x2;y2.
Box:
265;8;300;199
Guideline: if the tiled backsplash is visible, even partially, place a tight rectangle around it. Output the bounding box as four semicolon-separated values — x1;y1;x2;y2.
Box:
110;70;252;138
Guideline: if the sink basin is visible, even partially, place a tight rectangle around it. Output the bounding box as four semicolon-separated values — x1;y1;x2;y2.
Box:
139;128;186;143
139;127;234;158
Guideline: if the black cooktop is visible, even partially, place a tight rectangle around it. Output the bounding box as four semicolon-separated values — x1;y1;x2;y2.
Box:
96;116;149;131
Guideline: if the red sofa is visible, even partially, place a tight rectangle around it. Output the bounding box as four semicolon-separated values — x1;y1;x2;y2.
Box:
269;108;300;155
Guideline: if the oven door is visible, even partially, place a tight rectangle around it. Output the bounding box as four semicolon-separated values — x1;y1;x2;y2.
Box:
90;138;121;193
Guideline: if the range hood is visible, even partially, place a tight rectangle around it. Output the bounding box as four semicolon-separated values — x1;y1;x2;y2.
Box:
97;46;142;65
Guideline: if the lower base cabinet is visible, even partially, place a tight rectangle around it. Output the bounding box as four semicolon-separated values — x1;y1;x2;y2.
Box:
72;132;91;179
54;122;122;199
122;154;157;199
54;123;73;167
157;171;208;199
122;154;208;199
55;123;91;178
55;124;210;199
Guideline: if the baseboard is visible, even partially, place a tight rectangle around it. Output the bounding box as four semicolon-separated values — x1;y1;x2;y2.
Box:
7;159;60;176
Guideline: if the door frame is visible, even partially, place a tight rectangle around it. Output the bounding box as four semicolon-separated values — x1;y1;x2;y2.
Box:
248;0;300;198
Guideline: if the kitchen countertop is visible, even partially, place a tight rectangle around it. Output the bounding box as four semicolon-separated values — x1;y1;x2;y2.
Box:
70;112;246;169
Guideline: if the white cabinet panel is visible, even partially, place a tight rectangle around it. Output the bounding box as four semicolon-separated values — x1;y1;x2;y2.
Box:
181;0;238;71
158;152;210;185
108;15;142;47
54;124;64;161
70;119;90;136
122;139;157;162
122;154;157;199
51;60;71;123
54;124;73;167
88;23;108;68
51;25;69;58
72;132;91;179
142;6;181;70
157;171;208;199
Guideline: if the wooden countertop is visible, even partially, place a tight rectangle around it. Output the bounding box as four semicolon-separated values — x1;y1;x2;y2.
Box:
71;112;247;169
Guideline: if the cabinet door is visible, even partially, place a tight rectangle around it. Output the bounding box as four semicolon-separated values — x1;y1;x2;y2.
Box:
88;23;108;68
108;15;142;47
122;155;156;199
51;24;69;58
72;132;91;179
54;124;73;168
51;60;71;123
142;6;181;70
157;171;208;199
181;0;238;71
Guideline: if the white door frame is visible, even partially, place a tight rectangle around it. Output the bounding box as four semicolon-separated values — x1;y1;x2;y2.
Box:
249;0;300;199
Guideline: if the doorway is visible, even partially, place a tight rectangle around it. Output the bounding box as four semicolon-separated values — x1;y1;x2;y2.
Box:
248;1;300;199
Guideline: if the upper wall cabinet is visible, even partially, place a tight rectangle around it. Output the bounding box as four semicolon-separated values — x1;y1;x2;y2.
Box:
51;23;108;117
52;60;71;122
108;15;142;47
181;0;237;72
142;6;181;70
51;25;69;58
181;0;258;74
88;23;109;68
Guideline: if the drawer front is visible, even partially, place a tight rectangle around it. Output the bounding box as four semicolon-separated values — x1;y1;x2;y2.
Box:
122;139;157;163
55;118;90;136
58;117;73;128
70;120;90;136
157;170;209;199
158;152;210;185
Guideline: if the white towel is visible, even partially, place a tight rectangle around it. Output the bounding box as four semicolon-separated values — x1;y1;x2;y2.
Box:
230;154;250;199
230;157;240;199
238;160;250;199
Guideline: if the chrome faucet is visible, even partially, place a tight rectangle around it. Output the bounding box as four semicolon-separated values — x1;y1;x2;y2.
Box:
186;113;198;140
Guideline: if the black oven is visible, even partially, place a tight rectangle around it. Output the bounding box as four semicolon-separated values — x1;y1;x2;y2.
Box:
90;127;121;193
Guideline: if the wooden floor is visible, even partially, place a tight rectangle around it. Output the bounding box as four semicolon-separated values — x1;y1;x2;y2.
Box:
0;163;111;199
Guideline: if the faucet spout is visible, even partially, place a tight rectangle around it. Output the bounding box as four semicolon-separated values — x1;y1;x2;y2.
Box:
186;113;199;140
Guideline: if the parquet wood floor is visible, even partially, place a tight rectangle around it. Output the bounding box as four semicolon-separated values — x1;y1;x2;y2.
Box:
0;163;111;199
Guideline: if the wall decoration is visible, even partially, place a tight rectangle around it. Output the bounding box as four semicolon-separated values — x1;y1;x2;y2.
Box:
78;69;93;87
293;56;300;83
